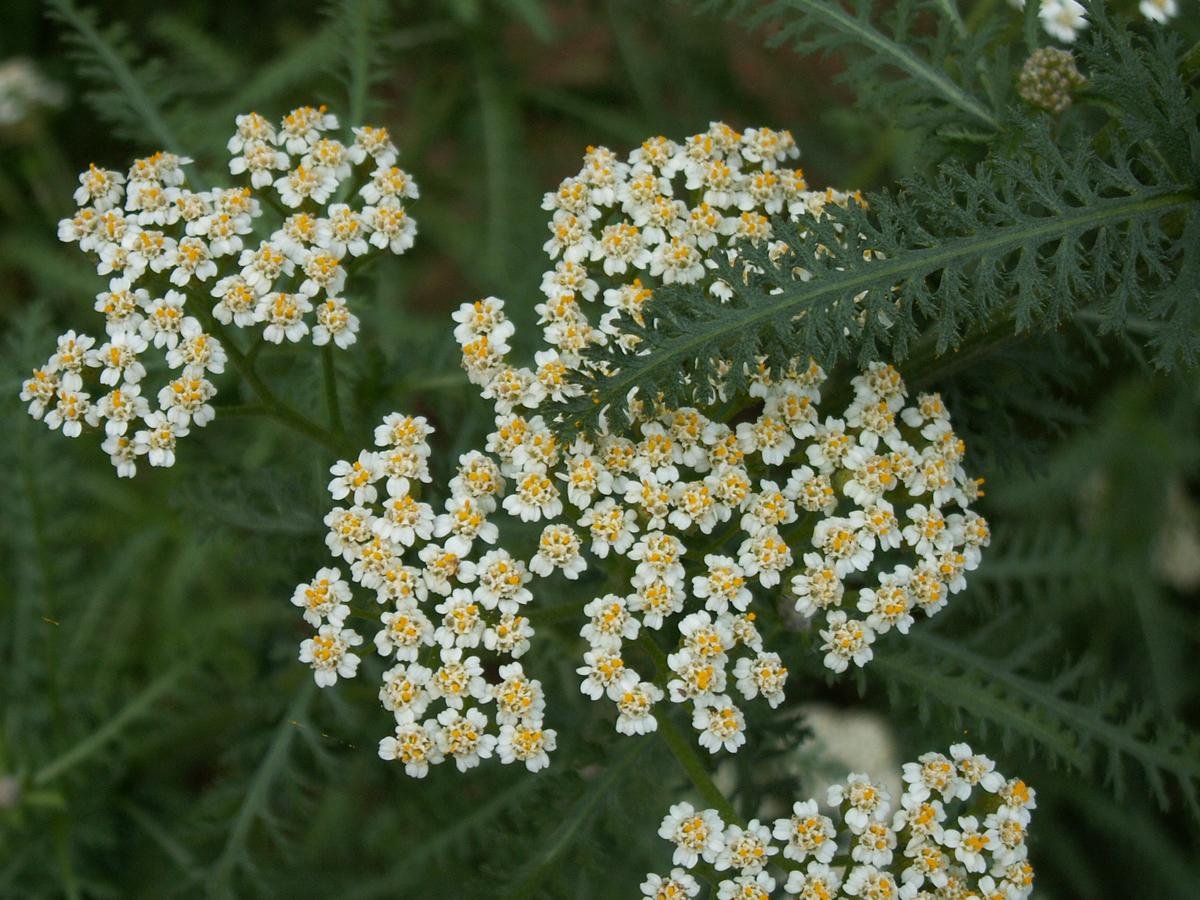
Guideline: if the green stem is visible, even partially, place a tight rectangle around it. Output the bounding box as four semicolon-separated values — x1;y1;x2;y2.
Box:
637;633;743;822
653;707;739;823
322;343;344;435
196;307;351;456
636;637;811;873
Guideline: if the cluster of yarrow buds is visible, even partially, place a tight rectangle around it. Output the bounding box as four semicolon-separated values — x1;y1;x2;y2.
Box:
1017;48;1086;114
643;743;1035;899
18;105;418;477
447;125;989;757
292;414;557;777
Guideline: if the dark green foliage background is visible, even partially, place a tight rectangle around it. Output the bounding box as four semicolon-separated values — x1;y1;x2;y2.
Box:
0;1;1197;897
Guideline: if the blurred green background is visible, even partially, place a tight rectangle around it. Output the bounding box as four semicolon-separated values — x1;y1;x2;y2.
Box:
1;1;1198;897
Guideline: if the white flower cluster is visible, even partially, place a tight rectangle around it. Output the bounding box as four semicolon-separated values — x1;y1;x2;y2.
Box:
454;289;987;754
18;105;418;477
519;121;862;385
644;743;1036;900
293;413;557;777
0;57;64;126
1008;0;1178;44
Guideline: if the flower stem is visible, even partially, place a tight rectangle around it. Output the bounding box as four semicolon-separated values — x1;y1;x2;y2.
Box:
652;706;739;823
322;343;344;435
637;633;740;821
196;307;352;456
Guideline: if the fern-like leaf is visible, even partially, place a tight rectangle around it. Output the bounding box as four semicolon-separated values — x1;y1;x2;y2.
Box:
694;0;1000;131
46;0;182;151
875;629;1200;820
325;0;391;126
555;23;1198;431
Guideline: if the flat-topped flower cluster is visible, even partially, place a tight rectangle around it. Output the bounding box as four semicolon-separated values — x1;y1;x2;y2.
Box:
443;124;990;757
18;105;418;477
463;121;861;401
454;291;988;755
645;743;1035;899
293;414;555;777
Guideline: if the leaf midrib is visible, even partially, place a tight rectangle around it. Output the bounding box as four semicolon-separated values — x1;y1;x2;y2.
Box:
582;187;1194;411
781;0;997;127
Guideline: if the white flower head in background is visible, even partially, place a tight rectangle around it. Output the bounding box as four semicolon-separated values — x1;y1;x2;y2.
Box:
0;57;64;128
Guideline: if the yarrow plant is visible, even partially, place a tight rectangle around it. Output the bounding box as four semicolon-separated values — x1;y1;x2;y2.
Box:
18;105;418;476
645;743;1036;899
447;125;990;755
9;0;1200;894
294;413;557;777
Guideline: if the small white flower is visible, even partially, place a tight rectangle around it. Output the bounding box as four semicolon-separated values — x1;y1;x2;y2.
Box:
312;297;360;348
373;492;435;546
377;717;442;778
692;555;752;614
828;773;891;833
492;662;545;725
473;549;533;613
639;870;699;900
1039;0;1088;43
530;522;586;579
74;163;124;210
715;819;777;873
91;330;148;386
435;707;496;773
434;588;486;649
732;652;787;708
942;815;996;874
715;872;774;900
841;865;900;899
291;568;352;628
328;450;383;505
615;679;663;735
374;604;435;660
819;611;875;673
577;647;633;701
783;862;842;899
256;292;313;344
949;742;1006;794
379;662;433;720
497;722;556;772
658;802;725;868
578;497;639;558
99;433;137;477
132;411;188;467
94;384;148;437
850;820;896;868
580;594;640;649
429;647;487;709
773;800;837;864
299;623;362;687
140;291;195;350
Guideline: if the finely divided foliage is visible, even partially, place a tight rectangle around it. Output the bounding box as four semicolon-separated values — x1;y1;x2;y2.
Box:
696;0;1003;131
557;12;1199;432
